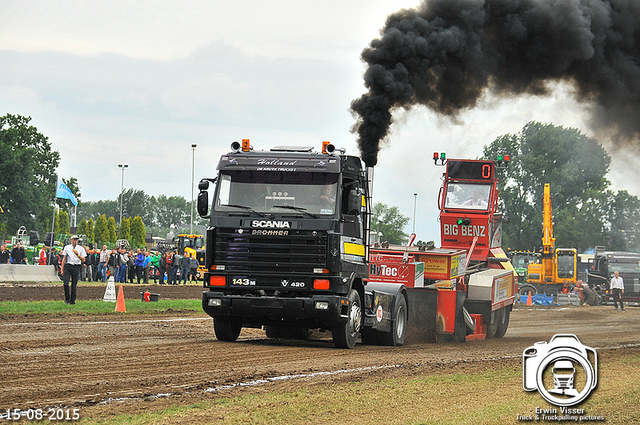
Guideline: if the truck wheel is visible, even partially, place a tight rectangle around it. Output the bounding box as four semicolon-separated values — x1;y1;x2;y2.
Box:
486;308;504;339
332;289;361;349
493;308;511;338
379;295;408;346
213;316;242;342
518;285;537;297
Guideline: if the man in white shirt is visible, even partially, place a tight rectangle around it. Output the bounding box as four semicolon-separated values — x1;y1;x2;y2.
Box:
61;235;86;305
610;271;625;311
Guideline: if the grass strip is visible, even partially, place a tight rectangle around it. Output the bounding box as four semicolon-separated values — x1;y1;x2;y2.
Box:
0;299;202;315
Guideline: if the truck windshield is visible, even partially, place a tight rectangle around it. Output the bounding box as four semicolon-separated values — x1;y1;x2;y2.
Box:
214;171;339;216
608;260;640;273
444;183;490;210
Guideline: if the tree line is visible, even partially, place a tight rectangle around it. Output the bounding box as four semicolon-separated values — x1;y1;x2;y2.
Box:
3;113;639;253
483;121;640;253
0;114;202;246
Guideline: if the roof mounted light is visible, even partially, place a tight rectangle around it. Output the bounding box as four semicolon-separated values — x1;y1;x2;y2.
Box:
242;139;251;152
323;141;335;154
433;152;446;166
496;154;510;169
231;141;241;152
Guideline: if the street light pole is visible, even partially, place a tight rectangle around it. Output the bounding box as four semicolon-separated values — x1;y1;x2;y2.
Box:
413;193;418;234
118;164;128;238
191;144;197;235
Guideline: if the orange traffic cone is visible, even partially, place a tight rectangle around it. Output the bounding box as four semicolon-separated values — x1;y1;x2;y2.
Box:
115;284;126;312
526;293;533;306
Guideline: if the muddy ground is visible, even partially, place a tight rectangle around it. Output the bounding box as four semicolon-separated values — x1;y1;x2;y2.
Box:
1;282;639;421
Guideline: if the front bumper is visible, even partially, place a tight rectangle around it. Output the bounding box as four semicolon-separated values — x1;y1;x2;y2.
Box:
202;291;351;327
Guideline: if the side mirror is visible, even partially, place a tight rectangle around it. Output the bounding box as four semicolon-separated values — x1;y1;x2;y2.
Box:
347;189;361;215
198;179;210;191
197;191;209;217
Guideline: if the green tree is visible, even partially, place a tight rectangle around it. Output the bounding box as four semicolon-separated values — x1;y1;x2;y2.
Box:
94;214;108;246
130;216;146;248
0;114;60;235
371;202;410;245
58;211;70;237
119;217;131;241
86;218;95;246
154;195;190;229
483;121;640;251
77;218;88;238
107;216;117;243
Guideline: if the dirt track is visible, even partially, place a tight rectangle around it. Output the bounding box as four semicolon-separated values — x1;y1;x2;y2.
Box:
1;283;639;420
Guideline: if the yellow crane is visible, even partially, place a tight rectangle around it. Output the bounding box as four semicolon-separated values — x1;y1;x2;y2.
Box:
522;184;577;295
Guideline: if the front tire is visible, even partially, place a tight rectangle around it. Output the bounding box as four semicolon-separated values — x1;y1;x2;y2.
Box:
213;316;242;342
379;295;408;346
332;289;361;349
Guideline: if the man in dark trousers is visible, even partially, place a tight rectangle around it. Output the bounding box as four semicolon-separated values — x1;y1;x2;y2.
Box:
11;242;27;264
61;235;86;305
610;271;625;311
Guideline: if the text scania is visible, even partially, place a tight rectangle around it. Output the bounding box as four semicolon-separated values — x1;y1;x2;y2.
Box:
251;220;291;228
443;224;486;237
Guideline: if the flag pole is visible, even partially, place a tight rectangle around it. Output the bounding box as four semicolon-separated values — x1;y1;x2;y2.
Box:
50;176;57;265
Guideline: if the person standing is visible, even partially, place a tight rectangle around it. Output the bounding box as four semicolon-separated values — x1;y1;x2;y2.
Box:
610;271;625;311
84;246;94;281
38;245;48;265
11;242;27;264
189;254;199;282
61;235;86;304
117;248;129;283
158;252;167;284
171;251;181;285
150;251;160;283
165;251;174;285
180;253;191;285
134;248;145;284
0;244;11;264
97;245;109;282
108;249;118;281
143;250;151;284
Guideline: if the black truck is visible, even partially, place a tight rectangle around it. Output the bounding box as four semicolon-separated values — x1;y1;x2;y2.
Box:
588;246;640;304
196;140;380;348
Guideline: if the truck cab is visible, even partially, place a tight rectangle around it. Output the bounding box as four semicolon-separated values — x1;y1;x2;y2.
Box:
197;140;370;348
588;247;640;303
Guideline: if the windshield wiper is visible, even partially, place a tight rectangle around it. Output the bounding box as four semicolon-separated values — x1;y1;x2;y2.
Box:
271;205;317;218
221;204;267;217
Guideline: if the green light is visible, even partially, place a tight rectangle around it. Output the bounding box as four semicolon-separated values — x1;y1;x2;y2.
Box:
497;155;503;161
457;218;463;225
440;152;446;159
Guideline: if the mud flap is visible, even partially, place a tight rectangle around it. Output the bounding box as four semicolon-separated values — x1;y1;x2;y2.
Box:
405;288;438;343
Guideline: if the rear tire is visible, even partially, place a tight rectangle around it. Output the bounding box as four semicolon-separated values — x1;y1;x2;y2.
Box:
213;316;242;342
332;289;361;349
379;295;408;346
494;307;510;338
519;284;537;297
486;308;504;339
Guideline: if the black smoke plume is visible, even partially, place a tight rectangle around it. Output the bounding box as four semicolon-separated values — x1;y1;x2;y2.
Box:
351;0;640;167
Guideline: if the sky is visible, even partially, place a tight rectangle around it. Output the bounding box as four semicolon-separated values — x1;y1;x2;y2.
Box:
1;0;638;243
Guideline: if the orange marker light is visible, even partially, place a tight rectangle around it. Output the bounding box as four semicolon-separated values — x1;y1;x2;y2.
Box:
322;141;331;154
313;279;330;290
242;139;251;152
209;276;226;286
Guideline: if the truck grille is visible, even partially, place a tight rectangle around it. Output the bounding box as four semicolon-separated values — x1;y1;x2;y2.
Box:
214;229;327;274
